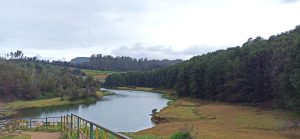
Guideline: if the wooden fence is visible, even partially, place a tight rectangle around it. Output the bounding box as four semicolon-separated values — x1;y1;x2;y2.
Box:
1;114;131;139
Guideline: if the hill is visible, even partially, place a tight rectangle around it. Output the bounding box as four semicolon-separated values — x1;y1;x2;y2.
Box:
70;57;89;64
104;25;300;112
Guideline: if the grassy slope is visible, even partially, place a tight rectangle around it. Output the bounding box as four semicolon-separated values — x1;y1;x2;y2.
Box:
134;98;300;139
81;69;118;82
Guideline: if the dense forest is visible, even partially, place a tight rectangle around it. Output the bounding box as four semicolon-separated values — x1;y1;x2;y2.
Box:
105;26;300;112
67;54;182;71
0;51;99;101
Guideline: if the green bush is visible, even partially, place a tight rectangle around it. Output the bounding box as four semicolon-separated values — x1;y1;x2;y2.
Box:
170;132;192;139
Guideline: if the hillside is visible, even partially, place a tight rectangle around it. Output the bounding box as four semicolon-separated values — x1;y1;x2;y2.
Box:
104;25;300;112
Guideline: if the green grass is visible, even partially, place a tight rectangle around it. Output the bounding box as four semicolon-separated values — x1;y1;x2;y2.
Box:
5;98;92;110
3;97;98;117
125;133;163;139
81;69;118;76
81;69;119;82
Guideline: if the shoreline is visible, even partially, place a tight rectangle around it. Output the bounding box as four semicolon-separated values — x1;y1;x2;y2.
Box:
111;86;177;101
0;90;113;119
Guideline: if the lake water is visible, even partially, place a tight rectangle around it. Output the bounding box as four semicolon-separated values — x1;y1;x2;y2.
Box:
14;89;170;132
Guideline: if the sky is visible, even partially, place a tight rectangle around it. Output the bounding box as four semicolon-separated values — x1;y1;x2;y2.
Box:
0;0;300;61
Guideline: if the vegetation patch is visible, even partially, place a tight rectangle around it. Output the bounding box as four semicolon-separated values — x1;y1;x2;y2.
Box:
2;97;98;117
80;69;118;82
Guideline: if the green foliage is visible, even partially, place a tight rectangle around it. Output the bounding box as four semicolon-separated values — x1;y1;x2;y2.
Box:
0;55;100;101
170;132;192;139
104;25;300;112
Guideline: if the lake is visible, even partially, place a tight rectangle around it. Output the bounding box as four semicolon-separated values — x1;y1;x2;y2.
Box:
14;89;170;132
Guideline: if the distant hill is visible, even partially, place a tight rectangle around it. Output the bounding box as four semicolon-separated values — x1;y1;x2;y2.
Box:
70;57;89;64
67;55;183;72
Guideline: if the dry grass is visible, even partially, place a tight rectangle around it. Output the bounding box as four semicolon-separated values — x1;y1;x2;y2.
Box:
135;99;300;139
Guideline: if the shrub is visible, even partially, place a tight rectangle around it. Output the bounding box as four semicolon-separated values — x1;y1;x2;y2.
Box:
170;132;192;139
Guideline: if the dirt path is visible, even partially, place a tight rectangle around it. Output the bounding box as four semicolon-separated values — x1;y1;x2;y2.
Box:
23;132;61;139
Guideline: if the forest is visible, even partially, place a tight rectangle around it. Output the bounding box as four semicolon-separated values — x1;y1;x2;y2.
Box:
0;51;99;101
104;26;300;112
66;54;182;71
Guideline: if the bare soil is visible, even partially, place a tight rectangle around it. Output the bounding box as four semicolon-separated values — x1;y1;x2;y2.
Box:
23;132;61;139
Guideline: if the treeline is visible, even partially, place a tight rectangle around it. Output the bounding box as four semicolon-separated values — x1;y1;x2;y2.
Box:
0;52;99;101
68;55;182;71
105;26;300;112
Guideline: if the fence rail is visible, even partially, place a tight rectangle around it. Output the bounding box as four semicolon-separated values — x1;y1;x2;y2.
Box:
2;114;131;139
62;114;131;139
0;116;62;133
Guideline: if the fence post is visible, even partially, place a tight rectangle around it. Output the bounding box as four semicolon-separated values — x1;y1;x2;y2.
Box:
64;116;66;131
45;117;48;129
77;116;80;138
105;130;108;139
71;115;73;136
29;118;32;129
61;116;63;131
95;128;99;139
90;123;94;139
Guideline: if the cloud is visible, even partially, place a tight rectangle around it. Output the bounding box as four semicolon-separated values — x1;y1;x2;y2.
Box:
272;0;299;3
0;0;300;61
0;0;147;50
280;0;299;3
111;43;217;60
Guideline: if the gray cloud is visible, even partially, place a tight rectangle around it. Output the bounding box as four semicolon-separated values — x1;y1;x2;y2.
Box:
111;43;217;60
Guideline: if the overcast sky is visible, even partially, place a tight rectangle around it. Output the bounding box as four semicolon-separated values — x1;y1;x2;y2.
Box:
0;0;300;61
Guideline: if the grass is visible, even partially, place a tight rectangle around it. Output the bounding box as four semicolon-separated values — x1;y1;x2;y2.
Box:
81;69;119;82
5;98;91;110
96;90;115;97
0;134;30;139
135;98;300;139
